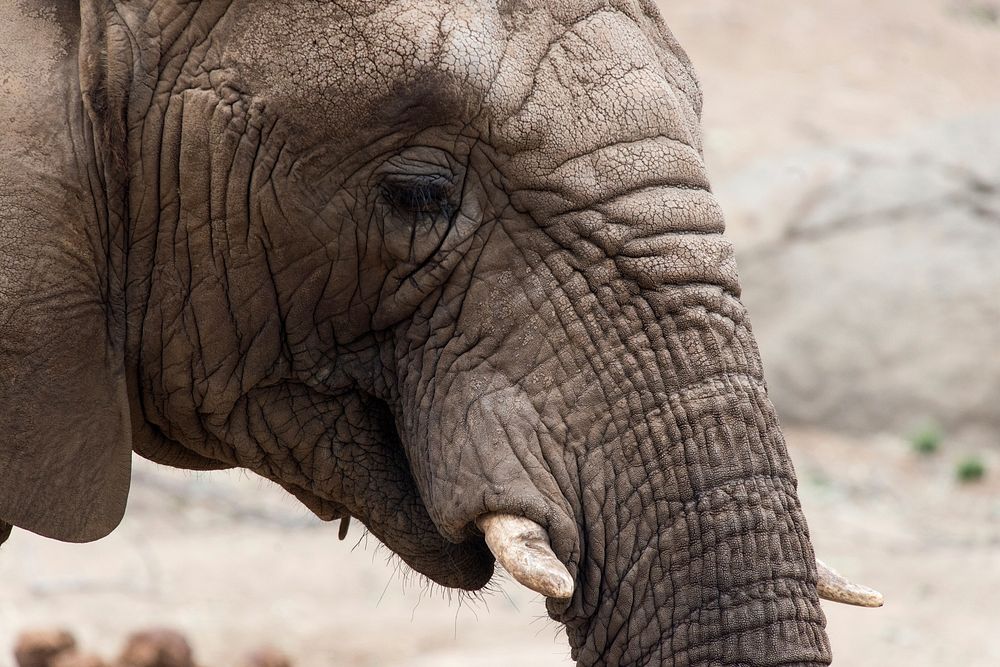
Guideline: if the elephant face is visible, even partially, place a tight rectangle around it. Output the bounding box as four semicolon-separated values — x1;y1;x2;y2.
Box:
0;2;880;665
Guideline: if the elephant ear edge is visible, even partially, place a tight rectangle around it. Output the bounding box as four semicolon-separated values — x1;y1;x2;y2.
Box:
0;0;133;543
0;309;133;543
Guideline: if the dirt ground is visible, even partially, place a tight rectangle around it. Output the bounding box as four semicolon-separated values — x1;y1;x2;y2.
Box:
4;1;1000;665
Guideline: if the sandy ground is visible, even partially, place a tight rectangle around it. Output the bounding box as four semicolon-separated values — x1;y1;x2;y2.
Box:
4;1;999;665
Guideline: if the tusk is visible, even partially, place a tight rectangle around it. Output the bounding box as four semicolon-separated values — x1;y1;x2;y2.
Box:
816;558;884;608
476;513;575;600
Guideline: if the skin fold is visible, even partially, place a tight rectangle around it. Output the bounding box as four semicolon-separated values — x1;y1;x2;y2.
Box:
0;1;833;665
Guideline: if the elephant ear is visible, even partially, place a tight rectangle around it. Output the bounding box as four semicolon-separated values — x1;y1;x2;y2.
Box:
0;0;132;543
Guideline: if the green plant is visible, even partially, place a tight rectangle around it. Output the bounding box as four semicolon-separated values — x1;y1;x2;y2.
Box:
910;425;943;456
956;457;986;483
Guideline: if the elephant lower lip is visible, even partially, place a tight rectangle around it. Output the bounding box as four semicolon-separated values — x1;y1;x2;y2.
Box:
421;536;495;591
280;481;495;590
370;523;495;592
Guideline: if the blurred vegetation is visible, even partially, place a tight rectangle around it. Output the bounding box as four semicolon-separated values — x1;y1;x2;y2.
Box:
950;1;1000;25
956;457;987;483
909;424;943;456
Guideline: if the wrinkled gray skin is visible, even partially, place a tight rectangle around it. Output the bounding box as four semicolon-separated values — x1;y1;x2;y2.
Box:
0;1;832;664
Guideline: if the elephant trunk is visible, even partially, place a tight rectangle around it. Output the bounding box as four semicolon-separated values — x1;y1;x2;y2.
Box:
464;287;879;665
548;318;833;665
394;271;837;664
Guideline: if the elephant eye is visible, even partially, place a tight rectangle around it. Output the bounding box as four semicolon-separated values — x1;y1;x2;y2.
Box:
380;174;456;217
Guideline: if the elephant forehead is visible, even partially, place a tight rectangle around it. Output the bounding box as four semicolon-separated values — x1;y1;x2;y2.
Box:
493;11;701;175
223;1;690;147
226;0;506;136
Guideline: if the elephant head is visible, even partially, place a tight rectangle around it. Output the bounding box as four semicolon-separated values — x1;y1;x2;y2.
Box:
0;1;881;664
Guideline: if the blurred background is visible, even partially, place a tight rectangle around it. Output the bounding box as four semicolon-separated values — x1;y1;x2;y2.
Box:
3;0;999;664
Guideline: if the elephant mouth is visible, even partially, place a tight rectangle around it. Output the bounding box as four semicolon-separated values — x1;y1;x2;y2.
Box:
281;416;883;609
404;530;497;592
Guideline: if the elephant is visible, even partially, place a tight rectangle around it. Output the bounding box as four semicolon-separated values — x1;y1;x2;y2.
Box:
0;1;882;665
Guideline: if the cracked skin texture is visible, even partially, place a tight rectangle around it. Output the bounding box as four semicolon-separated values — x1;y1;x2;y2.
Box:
0;1;831;665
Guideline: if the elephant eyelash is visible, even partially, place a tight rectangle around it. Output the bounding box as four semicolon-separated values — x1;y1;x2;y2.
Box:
380;174;456;217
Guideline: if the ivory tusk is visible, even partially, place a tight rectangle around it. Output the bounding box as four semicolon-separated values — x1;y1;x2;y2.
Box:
816;558;884;608
476;513;575;600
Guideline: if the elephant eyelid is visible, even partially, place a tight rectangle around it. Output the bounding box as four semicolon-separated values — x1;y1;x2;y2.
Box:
379;173;457;216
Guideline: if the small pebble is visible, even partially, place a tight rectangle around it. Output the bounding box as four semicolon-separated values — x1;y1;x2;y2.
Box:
14;629;77;667
115;629;194;667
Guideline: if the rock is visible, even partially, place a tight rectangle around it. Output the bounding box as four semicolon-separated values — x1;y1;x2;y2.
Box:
720;111;1000;442
115;629;194;667
236;647;293;667
13;630;77;667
